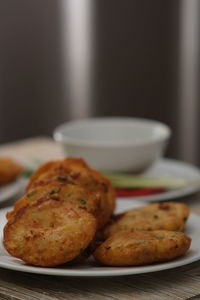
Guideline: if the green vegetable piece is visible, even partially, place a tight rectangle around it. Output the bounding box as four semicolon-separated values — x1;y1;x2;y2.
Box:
27;190;37;198
79;199;87;205
103;172;190;189
49;188;61;195
156;236;164;240
22;168;35;178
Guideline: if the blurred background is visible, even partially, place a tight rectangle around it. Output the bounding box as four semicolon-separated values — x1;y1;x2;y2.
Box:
0;0;199;164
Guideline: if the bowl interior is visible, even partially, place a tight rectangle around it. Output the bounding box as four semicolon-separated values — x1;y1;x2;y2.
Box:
54;118;171;146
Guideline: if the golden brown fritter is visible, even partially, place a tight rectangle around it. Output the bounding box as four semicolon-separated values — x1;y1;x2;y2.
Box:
6;184;99;221
4;199;96;267
0;158;23;185
26;160;63;191
103;202;190;238
93;229;191;266
4;157;116;266
26;158;105;192
26;158;115;228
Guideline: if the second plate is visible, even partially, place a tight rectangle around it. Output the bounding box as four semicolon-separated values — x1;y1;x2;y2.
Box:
118;158;200;202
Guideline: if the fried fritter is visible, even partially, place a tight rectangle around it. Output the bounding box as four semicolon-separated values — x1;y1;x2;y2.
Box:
4;199;96;267
0;158;23;185
26;158;115;228
6;184;99;221
93;230;191;266
103;202;190;238
26;160;62;191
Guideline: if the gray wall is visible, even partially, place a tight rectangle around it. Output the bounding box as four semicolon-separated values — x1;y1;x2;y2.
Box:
0;0;199;164
93;0;180;159
0;0;68;142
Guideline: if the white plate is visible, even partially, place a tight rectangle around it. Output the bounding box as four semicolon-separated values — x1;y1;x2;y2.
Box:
0;199;199;277
119;158;200;202
0;178;27;204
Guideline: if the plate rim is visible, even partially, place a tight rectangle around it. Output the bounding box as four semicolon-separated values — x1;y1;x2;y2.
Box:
0;178;27;204
0;201;199;277
0;253;198;277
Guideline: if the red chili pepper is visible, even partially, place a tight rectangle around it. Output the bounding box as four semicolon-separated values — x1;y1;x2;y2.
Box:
116;188;165;198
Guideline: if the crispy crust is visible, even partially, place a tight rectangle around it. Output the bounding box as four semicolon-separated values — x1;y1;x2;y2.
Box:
6;184;99;221
93;229;191;266
4;157;116;266
26;158;115;228
4;199;96;267
103;202;190;238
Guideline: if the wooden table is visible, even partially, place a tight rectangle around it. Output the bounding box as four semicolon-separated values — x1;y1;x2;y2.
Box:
0;137;200;300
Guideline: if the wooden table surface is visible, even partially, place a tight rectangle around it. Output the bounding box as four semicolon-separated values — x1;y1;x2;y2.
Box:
0;137;200;300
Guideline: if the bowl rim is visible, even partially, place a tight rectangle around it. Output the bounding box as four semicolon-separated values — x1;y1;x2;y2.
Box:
53;117;171;148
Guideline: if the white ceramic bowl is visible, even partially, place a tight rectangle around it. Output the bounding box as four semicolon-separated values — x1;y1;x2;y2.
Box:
53;117;171;172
